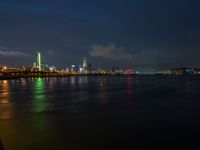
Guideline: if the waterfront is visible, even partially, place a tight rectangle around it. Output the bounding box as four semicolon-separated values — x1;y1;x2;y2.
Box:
1;76;200;149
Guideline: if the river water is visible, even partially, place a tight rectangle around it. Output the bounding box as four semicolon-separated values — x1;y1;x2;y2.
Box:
0;76;200;149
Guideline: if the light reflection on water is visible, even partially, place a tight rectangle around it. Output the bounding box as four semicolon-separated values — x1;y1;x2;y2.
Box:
70;76;76;87
0;80;13;119
98;78;108;106
32;78;47;113
1;76;200;149
77;76;88;100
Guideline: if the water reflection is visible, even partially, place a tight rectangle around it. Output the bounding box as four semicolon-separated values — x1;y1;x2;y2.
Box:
20;78;27;87
70;76;76;86
126;77;134;111
0;80;13;119
0;80;9;104
77;76;88;102
98;78;108;106
127;76;133;98
47;78;55;93
32;78;47;112
78;76;88;85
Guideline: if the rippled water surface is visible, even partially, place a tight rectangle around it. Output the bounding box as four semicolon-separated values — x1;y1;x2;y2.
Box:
1;76;200;149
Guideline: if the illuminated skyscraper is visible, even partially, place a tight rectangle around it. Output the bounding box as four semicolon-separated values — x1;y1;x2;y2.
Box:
82;57;88;73
36;52;41;71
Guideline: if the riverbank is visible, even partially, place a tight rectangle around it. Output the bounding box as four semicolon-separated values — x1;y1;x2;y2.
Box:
0;72;134;80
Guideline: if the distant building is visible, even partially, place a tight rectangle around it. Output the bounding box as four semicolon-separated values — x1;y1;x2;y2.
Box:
36;52;41;71
111;66;116;73
78;65;83;73
66;68;70;72
127;67;134;74
88;63;92;72
156;67;200;75
82;57;88;73
49;66;56;72
156;70;172;75
71;65;76;72
33;62;37;68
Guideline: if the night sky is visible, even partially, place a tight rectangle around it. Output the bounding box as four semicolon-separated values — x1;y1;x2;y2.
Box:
0;0;200;72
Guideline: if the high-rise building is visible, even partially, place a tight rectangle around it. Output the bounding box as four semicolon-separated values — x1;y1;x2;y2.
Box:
71;65;76;72
88;63;92;72
33;62;37;68
79;65;83;73
49;66;56;72
82;57;88;73
36;52;41;71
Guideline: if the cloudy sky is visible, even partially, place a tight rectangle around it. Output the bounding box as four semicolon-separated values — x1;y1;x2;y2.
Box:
0;0;200;71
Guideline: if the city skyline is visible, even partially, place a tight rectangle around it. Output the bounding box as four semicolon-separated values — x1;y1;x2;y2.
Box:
0;0;200;72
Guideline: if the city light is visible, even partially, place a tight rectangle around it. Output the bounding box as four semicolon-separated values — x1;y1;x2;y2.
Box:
0;52;138;79
3;80;8;84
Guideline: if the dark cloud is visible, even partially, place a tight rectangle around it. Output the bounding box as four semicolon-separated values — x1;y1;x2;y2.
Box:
89;43;133;60
0;46;30;57
0;50;30;57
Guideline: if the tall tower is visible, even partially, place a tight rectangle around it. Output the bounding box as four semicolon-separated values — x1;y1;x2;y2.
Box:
36;52;41;71
82;57;88;73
